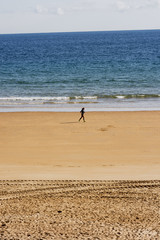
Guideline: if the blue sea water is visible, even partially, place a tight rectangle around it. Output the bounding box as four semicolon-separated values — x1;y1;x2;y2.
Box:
0;30;160;111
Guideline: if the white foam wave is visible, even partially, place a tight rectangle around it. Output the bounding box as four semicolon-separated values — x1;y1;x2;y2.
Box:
116;96;125;99
75;96;97;99
0;96;70;101
0;96;98;101
0;96;99;106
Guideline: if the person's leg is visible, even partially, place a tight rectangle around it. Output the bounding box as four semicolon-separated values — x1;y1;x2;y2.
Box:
83;116;85;122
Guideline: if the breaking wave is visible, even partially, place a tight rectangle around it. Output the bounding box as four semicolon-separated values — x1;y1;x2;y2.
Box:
0;94;160;105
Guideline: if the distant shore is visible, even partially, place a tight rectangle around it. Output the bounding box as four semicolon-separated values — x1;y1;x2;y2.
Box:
0;111;160;180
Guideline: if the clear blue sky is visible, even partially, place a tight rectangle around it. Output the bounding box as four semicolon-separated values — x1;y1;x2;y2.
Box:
0;0;160;34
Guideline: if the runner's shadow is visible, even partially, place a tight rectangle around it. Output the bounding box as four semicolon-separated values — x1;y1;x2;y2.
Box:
60;121;78;124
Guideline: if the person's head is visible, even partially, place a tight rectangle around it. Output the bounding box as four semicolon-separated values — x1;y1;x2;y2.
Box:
82;107;85;110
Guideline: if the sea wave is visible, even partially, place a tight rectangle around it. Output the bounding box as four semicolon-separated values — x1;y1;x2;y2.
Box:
0;94;160;105
0;96;70;102
98;94;160;99
71;96;98;100
0;96;98;105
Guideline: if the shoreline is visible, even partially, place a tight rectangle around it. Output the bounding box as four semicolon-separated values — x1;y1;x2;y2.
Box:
1;108;160;113
0;111;160;180
1;96;160;113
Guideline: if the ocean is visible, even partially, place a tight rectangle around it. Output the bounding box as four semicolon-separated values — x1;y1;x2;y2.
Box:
0;30;160;112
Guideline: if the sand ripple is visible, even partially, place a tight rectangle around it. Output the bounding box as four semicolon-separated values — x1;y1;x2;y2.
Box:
0;180;160;239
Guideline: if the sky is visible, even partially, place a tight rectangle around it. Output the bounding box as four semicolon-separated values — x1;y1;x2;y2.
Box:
0;0;160;34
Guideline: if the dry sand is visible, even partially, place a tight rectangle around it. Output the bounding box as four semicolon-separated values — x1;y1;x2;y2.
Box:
0;112;160;239
0;180;160;240
0;111;160;179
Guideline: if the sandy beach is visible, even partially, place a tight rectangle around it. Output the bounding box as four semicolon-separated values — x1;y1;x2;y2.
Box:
0;111;160;239
0;111;160;180
0;180;160;239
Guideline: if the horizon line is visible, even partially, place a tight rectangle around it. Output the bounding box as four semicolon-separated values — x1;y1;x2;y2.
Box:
0;28;160;35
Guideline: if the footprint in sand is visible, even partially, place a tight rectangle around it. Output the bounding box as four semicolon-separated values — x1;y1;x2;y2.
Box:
99;125;115;132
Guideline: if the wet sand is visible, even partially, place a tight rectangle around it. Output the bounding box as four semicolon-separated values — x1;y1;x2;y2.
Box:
0;111;160;179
